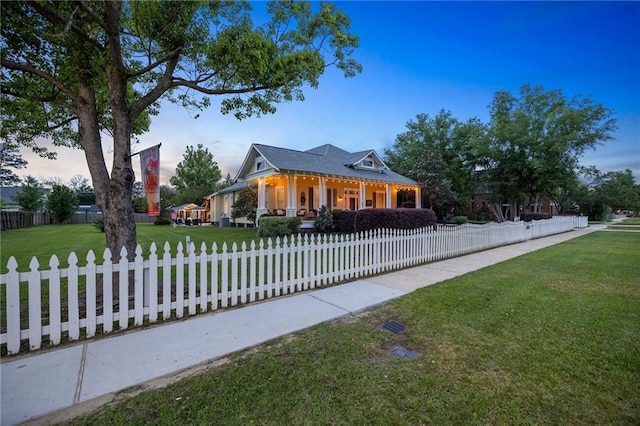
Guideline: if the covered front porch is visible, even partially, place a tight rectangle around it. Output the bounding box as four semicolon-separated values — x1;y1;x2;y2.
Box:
250;173;422;220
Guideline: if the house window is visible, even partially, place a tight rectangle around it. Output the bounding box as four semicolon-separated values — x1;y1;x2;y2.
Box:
361;158;374;168
256;161;265;171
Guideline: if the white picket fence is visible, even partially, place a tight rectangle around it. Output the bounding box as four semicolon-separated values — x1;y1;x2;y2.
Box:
0;216;587;355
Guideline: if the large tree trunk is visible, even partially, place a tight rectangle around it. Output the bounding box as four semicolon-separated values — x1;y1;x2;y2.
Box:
74;27;137;262
78;102;137;262
488;202;506;222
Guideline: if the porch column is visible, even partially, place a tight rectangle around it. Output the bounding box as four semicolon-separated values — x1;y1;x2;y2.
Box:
415;186;422;209
359;181;366;210
386;184;392;208
319;177;327;209
286;174;297;217
257;177;268;218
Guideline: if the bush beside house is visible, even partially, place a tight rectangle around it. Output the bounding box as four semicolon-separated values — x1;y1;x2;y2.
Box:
257;216;302;238
332;208;437;233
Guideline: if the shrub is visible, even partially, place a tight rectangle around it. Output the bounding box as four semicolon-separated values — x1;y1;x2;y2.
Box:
448;215;468;225
520;212;553;222
314;205;333;233
258;216;301;238
93;219;105;232
47;184;79;224
154;217;172;225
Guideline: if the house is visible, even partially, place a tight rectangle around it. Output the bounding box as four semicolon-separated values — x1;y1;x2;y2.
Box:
213;143;420;223
466;172;560;221
0;186;22;210
169;203;209;225
205;181;255;226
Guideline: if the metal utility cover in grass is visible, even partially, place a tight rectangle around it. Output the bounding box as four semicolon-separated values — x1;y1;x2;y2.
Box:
381;320;406;334
390;346;420;360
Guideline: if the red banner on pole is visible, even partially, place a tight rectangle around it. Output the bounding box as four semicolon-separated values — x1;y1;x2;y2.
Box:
139;144;161;216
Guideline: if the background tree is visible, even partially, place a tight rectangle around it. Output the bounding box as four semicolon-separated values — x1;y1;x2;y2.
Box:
480;84;616;218
131;196;148;213
410;149;457;218
231;186;258;225
0;142;28;186
586;169;639;216
14;175;45;212
69;174;96;205
170;144;222;205
47;184;79;224
69;175;93;193
1;1;361;258
385;110;485;214
159;185;177;220
219;173;235;190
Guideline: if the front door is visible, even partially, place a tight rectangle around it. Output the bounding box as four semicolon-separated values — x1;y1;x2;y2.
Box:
345;188;359;211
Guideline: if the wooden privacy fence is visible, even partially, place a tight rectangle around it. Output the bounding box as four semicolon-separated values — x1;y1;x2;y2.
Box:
1;216;587;355
0;211;52;230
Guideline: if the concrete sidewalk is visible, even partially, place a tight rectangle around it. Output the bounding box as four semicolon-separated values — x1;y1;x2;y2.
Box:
1;224;606;425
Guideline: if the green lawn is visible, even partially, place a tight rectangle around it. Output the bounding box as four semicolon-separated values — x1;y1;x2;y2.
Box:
1;223;260;273
619;217;640;225
608;217;640;228
67;231;640;425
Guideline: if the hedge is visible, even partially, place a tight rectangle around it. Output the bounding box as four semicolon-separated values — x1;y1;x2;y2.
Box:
333;208;437;233
520;212;553;222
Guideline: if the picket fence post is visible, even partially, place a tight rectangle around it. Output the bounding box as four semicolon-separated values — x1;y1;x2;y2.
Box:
103;248;114;333
49;255;62;345
86;251;97;337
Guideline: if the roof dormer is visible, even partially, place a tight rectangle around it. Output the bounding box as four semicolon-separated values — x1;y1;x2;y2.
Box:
352;152;388;172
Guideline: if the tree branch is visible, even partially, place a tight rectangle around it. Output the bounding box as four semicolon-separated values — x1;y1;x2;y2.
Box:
126;47;182;79
29;1;104;53
75;1;108;30
174;79;273;95
129;54;181;119
1;59;78;104
45;116;77;132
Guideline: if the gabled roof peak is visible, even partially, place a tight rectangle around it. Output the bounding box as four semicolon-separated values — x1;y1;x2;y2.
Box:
304;143;350;157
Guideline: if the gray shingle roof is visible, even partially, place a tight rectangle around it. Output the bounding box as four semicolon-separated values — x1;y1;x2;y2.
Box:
207;181;255;198
250;144;416;185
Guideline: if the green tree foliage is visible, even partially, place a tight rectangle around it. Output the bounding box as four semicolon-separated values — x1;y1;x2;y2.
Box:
47;184;79;224
1;1;361;257
584;169;639;217
231;186;258;225
411;149;458;215
170;144;222;205
481;84;616;214
132;196;148;213
14;175;45;212
160;185;177;210
0;142;28;186
384;110;485;214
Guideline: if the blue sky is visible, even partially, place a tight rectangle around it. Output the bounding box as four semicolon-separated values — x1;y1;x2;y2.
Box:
18;1;640;185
